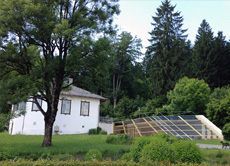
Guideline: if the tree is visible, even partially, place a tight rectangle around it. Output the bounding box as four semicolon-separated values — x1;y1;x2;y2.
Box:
212;32;230;87
145;0;189;97
206;86;230;129
110;31;142;106
192;20;216;88
0;0;119;146
166;77;210;115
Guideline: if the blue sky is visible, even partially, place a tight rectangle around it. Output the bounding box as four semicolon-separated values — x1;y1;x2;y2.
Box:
114;0;230;52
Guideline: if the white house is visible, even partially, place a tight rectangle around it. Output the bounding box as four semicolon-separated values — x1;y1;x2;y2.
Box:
9;86;107;135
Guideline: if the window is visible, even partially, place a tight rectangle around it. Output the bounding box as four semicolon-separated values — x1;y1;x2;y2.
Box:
61;99;71;115
32;99;42;112
80;101;90;116
13;102;26;111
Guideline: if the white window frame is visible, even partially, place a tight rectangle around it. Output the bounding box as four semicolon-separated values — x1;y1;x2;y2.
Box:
80;101;90;116
61;99;71;115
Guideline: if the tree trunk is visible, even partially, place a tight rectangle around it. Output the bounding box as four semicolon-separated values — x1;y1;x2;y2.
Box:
42;119;54;147
42;95;59;147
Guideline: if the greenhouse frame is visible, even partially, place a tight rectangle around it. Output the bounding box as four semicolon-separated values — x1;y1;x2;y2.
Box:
113;115;223;140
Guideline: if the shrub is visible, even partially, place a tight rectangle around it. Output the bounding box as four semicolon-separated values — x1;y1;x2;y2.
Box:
99;130;107;135
88;129;97;135
152;132;179;144
139;137;176;163
88;127;103;135
121;152;133;161
97;126;102;134
106;134;131;144
173;140;203;163
222;123;230;141
130;136;151;162
85;149;102;161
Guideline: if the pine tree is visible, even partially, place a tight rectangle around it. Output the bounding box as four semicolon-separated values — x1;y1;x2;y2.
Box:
145;0;189;97
212;32;230;87
192;19;216;88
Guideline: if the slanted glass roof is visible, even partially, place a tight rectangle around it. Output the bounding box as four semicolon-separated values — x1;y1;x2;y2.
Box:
113;115;221;140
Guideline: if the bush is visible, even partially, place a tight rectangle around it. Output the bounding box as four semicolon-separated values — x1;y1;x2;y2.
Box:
85;149;102;161
173;140;203;163
96;126;102;134
130;136;151;162
121;152;133;161
139;137;176;163
222;123;230;141
99;130;107;135
88;127;102;135
88;129;97;135
106;134;131;144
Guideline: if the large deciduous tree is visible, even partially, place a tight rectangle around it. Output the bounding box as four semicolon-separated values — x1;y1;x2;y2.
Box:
145;0;190;97
0;0;119;146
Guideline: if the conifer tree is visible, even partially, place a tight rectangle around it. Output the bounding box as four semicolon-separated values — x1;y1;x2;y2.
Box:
192;19;216;88
145;0;189;97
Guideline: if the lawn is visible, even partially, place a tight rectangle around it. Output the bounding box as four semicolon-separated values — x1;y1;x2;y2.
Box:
0;132;129;160
2;132;230;165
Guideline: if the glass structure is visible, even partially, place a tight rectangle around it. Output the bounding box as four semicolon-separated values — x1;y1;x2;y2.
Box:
113;115;222;140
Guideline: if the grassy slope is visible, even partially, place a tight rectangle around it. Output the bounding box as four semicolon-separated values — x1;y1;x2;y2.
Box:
0;132;129;157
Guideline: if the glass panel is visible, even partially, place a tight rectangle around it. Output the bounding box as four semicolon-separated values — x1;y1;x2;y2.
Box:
177;126;193;130
62;100;71;114
180;115;197;120
183;130;200;135
32;99;42;111
166;116;181;120
81;101;89;116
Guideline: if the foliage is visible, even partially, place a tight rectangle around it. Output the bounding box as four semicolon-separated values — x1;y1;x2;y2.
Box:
99;130;107;135
100;101;114;117
140;95;167;116
0;113;11;132
0;0;119;146
121;152;133;161
88;127;103;135
145;0;190;96
129;133;202;164
88;129;98;135
130;136;151;162
0;159;220;166
173;140;203;163
114;96;137;119
106;134;131;145
166;77;210;115
222;123;230;141
206;86;230;128
139;138;176;163
110;31;143;106
85;149;102;161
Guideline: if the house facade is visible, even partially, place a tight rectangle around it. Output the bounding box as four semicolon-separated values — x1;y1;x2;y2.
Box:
9;86;106;135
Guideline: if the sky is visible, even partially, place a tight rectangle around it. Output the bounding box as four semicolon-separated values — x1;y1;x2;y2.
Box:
114;0;230;53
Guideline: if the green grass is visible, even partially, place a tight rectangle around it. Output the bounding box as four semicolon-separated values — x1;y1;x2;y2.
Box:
0;132;129;160
1;132;230;165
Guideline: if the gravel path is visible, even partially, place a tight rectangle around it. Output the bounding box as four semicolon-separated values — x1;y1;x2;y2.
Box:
196;143;229;150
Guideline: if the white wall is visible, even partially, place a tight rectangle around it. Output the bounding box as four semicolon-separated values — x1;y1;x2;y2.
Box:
99;123;113;134
10;95;100;135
